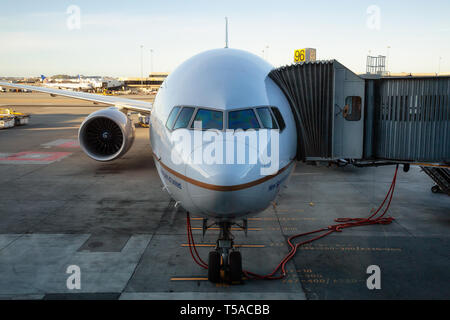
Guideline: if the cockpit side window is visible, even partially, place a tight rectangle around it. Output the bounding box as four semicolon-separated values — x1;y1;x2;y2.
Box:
191;109;223;130
256;107;279;129
271;107;286;131
166;106;181;130
228;109;260;130
173;107;195;130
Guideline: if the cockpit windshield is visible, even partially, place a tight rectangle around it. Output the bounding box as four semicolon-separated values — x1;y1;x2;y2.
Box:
165;106;181;130
256;107;278;129
191;109;223;130
228;109;260;130
166;106;285;132
173;107;195;130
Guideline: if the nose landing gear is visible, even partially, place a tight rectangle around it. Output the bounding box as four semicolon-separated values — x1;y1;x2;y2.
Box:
186;213;245;284
207;222;243;284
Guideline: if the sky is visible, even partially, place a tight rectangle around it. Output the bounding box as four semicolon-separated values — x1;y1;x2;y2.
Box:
0;0;449;77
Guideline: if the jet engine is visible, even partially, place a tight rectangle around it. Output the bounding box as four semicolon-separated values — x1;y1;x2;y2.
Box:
78;107;135;161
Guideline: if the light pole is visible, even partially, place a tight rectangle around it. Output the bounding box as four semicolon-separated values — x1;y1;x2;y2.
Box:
150;49;154;75
140;45;144;86
438;56;442;75
386;46;391;74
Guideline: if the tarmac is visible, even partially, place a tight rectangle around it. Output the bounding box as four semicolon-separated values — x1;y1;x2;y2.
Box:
0;92;448;300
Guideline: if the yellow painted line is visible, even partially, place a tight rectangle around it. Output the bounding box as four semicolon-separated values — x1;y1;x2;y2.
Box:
249;217;314;221
192;216;305;221
170;277;208;281
181;244;216;247
191;227;262;231
181;244;265;248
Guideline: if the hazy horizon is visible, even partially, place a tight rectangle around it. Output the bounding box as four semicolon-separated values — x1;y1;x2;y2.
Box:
1;0;449;77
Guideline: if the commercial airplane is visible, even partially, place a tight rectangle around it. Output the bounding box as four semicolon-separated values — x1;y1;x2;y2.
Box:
84;77;124;91
40;75;94;91
40;75;124;91
0;48;297;283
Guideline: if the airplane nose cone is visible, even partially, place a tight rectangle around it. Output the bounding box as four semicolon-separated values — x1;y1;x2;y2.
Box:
187;162;258;189
186;163;265;218
184;140;273;218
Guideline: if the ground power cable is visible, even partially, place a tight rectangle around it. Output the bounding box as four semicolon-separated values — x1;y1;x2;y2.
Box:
186;165;399;280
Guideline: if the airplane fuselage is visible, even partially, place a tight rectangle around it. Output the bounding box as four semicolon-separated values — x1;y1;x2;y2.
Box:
149;49;297;221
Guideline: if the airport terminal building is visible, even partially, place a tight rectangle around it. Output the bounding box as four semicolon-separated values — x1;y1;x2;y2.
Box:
119;72;169;91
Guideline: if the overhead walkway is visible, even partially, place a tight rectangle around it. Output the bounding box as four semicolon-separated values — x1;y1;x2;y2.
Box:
270;61;449;163
270;61;449;194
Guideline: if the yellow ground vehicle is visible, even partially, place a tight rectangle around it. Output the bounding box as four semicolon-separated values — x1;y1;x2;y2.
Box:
0;108;30;127
101;88;116;96
137;113;150;128
0;114;15;129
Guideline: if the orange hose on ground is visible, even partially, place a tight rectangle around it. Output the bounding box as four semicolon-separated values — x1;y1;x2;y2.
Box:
186;165;399;280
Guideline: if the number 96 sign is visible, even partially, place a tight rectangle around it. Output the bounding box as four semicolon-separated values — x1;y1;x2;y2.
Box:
294;49;306;62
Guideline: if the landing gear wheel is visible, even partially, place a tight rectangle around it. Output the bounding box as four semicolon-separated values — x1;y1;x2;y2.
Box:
208;251;221;283
431;185;441;194
229;251;243;284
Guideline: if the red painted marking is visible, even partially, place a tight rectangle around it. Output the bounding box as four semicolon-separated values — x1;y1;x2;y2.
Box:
0;151;72;162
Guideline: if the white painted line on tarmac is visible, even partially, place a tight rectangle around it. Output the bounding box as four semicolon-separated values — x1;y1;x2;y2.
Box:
42;139;79;148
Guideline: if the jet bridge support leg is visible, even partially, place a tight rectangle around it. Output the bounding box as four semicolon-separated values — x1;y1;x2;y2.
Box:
421;166;450;196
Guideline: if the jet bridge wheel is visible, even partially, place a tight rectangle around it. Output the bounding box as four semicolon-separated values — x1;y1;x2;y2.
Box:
229;251;243;284
208;251;221;283
431;185;442;194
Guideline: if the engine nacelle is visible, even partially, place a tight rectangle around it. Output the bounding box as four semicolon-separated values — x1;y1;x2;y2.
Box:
78;107;135;161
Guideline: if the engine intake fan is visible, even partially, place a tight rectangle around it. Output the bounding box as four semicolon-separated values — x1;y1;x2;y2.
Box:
79;107;135;161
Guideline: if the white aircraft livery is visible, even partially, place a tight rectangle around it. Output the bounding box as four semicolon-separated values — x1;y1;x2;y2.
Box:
40;75;94;91
0;48;298;283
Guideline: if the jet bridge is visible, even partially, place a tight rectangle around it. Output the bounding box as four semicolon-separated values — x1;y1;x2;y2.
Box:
269;61;450;164
270;61;450;194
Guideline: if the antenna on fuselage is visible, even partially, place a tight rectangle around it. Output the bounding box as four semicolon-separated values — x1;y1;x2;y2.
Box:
225;17;229;48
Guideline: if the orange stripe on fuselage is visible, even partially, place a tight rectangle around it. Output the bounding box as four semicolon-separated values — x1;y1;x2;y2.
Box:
153;153;294;192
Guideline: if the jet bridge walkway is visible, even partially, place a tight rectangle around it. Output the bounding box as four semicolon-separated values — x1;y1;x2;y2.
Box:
270;61;450;194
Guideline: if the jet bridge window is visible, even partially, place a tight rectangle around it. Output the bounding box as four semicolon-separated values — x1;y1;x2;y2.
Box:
343;96;362;121
173;107;195;130
166;106;181;130
191;109;223;130
256;107;278;129
228;109;260;130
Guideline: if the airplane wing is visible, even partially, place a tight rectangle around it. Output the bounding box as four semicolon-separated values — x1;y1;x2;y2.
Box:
0;81;152;114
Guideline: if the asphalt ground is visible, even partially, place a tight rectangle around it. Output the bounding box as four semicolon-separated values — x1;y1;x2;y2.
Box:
0;92;448;300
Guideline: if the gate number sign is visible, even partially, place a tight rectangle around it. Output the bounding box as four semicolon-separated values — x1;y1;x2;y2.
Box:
294;49;306;62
